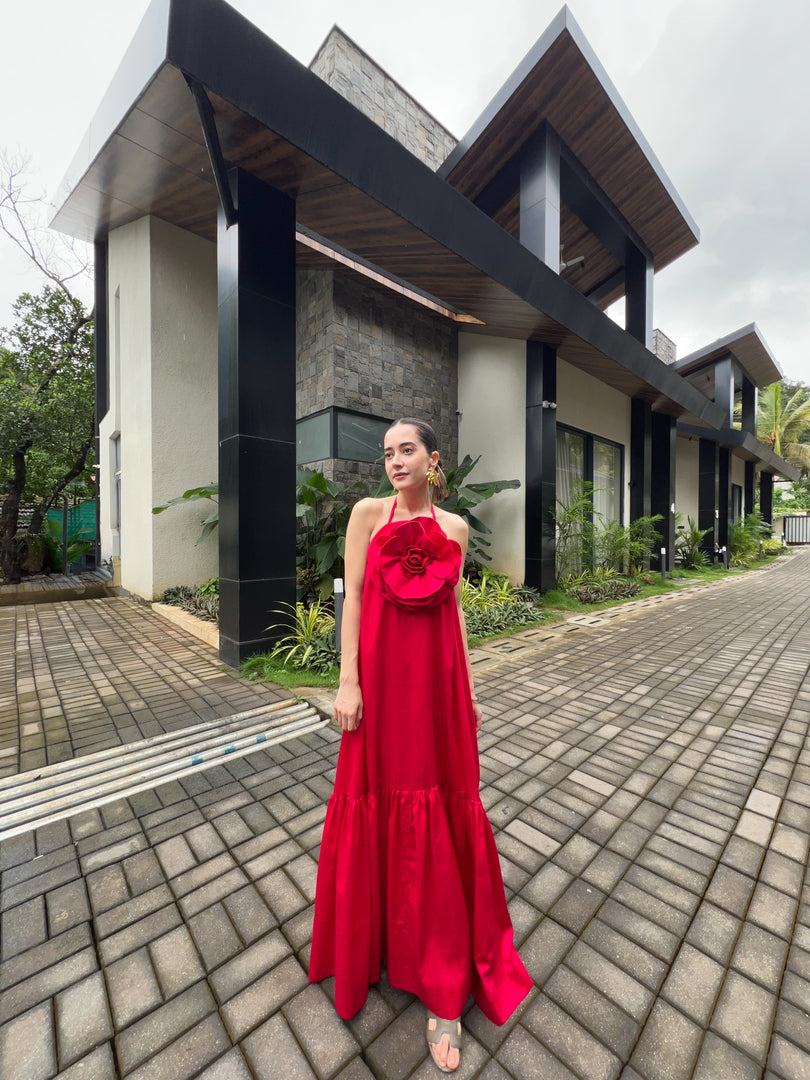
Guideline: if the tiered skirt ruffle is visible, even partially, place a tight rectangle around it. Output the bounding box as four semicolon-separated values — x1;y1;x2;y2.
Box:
309;784;533;1024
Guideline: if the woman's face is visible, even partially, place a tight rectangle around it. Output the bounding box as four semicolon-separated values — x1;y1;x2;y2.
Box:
384;424;437;493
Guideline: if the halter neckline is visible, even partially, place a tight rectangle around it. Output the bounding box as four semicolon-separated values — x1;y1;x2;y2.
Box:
387;496;437;523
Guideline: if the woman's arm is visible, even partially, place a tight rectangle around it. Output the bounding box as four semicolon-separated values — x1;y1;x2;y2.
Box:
448;516;483;734
334;498;377;732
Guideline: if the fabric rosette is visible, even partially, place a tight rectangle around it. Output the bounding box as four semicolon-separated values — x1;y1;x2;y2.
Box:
375;518;460;608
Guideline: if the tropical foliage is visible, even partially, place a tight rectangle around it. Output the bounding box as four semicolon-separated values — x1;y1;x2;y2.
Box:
265;600;338;674
755;381;810;472
295;469;367;602
675;516;711;570
0;287;95;581
553;479;662;579
728;512;771;567
159;583;220;623
152;483;219;545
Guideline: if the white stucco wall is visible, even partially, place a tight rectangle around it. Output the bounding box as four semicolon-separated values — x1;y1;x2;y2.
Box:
101;216;218;599
555;356;632;523
457;334;526;582
675;435;700;526
731;455;745;494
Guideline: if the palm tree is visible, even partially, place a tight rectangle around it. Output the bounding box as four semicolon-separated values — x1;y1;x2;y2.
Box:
757;382;810;473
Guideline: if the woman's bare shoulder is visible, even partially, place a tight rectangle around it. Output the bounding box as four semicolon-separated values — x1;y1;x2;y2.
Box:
435;506;468;543
350;496;391;525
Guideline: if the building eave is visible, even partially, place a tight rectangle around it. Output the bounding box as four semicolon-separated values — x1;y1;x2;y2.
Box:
50;0;721;426
677;423;800;481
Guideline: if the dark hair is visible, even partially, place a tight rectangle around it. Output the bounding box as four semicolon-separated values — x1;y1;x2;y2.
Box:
388;417;449;502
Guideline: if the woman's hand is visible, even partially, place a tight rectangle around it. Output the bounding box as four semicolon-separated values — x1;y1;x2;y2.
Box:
472;700;482;734
334;683;363;732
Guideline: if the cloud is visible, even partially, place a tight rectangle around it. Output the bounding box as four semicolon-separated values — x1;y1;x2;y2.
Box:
0;0;806;383
619;0;810;381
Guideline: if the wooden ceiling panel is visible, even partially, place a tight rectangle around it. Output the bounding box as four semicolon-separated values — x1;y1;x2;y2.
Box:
136;65;208;140
118;107;212;178
443;29;696;276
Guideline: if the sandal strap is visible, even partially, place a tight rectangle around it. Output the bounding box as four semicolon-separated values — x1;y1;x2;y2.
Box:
426;1015;462;1050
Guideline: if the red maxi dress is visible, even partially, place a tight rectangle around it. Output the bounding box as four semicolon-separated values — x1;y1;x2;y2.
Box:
309;500;532;1024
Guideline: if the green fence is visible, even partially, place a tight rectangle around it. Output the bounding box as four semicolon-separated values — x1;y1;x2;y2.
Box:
46;499;97;541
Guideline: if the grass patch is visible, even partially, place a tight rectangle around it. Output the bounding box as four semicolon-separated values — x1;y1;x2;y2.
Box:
240;654;339;689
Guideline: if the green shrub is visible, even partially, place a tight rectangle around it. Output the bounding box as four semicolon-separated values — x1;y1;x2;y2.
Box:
675;517;711;569
463;598;545;638
159;584;219;623
554;481;661;578
296;470;368;602
557;566;618;591
43;518;95;571
565;578;643;604
553;480;595;579
729;512;770;566
762;538;788;555
459;570;545;637
266;600;337;674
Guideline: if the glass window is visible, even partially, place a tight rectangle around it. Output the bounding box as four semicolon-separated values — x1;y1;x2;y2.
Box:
336;412;388;463
296;412;330;464
555;426;623;577
593;438;621;523
556;429;584;508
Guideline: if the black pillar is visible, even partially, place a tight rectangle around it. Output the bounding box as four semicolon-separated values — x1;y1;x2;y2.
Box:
94;241;109;571
630;399;652;521
519;124;561;269
525;343;557;592
714;356;736;427
760;471;774;525
651;413;676;570
698;439;719;557
625;246;653;348
744;461;755;517
218;168;297;666
741;378;757;437
718;447;731;549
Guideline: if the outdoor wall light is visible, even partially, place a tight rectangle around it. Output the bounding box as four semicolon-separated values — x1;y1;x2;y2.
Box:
541;400;557;409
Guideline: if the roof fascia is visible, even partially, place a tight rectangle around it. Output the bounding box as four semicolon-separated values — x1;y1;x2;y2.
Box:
437;5;699;245
160;0;723;425
674;324;783;385
50;0;724;427
49;0;172;223
677;423;800;480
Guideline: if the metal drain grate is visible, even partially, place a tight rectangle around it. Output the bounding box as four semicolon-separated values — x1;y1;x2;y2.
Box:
0;699;329;843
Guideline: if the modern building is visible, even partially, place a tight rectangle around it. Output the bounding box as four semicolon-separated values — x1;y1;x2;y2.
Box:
51;0;797;665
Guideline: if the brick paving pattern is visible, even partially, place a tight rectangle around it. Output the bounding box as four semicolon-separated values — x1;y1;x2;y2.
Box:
1;550;810;1078
0;598;289;778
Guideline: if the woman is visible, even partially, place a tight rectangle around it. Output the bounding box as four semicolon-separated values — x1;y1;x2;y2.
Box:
309;418;532;1072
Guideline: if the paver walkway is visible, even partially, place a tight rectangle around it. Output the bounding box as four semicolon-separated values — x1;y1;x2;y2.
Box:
1;550;810;1079
0;599;290;777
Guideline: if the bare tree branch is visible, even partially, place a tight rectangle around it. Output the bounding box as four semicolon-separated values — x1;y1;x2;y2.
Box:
0;151;92;312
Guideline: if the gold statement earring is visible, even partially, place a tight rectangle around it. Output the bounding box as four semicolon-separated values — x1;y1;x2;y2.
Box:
426;466;439;487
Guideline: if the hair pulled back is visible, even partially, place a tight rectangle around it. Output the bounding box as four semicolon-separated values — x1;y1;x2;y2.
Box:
389;417;449;502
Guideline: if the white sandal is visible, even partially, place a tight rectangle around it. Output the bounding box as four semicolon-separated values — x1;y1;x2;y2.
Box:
426;1013;462;1073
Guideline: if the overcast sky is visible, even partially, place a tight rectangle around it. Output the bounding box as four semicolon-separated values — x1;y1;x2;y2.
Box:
2;0;808;382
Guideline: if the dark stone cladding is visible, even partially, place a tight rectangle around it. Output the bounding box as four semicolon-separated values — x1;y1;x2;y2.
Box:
296;269;458;489
293;27;459;492
308;27;456;172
